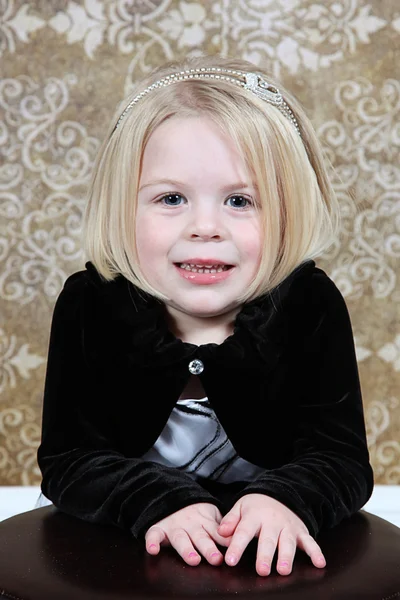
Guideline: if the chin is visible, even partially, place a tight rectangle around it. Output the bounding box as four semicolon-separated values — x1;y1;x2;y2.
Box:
177;299;239;319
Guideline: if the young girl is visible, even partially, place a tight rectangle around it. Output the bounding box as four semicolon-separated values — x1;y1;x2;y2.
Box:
36;55;374;577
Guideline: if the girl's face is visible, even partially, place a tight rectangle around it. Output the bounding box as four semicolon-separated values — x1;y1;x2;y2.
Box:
136;116;262;322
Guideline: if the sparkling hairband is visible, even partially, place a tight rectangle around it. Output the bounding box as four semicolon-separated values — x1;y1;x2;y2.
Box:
113;67;301;138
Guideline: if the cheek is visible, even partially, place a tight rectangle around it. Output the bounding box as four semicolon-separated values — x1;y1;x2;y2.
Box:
135;213;172;267
136;212;157;245
238;223;263;266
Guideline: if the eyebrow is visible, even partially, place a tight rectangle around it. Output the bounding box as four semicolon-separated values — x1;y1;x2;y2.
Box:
138;178;257;193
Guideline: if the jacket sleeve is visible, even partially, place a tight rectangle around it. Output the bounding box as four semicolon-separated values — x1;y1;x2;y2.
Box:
233;270;374;538
37;272;225;539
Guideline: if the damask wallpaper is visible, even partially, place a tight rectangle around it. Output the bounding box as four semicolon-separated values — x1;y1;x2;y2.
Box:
0;1;399;487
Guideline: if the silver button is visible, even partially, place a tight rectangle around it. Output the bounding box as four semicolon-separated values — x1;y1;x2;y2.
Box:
188;359;204;375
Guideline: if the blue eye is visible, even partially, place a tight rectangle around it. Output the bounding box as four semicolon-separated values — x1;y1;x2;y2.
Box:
158;193;185;206
156;193;252;208
226;195;252;209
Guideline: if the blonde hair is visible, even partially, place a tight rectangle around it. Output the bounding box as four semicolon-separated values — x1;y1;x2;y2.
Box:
82;55;341;302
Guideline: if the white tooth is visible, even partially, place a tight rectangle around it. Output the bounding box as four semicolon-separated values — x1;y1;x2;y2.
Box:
210;269;216;273
203;269;210;273
195;264;217;268
198;268;204;273
185;265;191;270
217;267;223;272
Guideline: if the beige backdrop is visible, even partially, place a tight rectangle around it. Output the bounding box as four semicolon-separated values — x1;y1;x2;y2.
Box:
0;1;399;486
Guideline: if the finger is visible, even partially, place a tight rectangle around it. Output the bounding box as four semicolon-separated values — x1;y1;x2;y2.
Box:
297;533;326;568
225;520;259;567
145;526;166;554
276;528;298;575
255;528;280;576
203;522;233;548
190;527;225;565
169;529;202;565
218;508;241;536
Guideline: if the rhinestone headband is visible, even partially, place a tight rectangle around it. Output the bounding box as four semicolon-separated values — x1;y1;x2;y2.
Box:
112;67;301;138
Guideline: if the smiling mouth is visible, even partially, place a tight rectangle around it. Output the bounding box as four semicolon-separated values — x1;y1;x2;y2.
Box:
176;263;234;273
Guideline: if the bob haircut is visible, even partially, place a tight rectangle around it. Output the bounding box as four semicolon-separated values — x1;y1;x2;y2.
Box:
82;54;341;303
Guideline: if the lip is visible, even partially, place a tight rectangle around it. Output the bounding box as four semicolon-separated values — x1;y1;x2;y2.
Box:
176;258;233;266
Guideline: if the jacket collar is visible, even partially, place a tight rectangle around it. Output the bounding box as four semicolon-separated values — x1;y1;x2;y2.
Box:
84;259;316;372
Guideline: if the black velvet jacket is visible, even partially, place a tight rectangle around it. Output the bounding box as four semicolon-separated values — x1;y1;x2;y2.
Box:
37;259;374;541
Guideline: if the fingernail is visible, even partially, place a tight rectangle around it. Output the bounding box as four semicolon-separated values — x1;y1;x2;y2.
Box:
227;554;237;565
188;552;198;558
280;561;289;567
149;544;156;549
211;552;220;558
316;555;326;564
261;562;270;569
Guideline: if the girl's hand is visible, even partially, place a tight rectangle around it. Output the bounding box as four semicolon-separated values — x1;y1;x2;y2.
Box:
217;493;326;576
145;502;233;566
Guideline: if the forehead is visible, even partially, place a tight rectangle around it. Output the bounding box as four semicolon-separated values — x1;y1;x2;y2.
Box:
139;116;254;185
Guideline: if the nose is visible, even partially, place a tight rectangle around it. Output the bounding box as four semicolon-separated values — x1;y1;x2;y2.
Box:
186;202;225;241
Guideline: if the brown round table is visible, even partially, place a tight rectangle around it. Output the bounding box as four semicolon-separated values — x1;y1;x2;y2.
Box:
0;506;399;599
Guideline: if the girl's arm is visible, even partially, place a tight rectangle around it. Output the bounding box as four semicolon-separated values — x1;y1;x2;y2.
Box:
37;272;225;539
231;270;374;538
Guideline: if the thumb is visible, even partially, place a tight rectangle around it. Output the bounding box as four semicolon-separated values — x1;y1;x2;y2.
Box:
218;507;241;536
